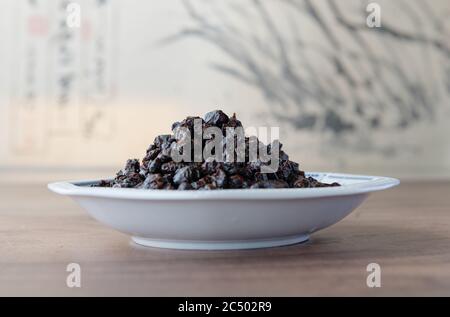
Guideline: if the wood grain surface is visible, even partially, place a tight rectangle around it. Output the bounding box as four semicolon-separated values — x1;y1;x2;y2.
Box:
0;181;449;296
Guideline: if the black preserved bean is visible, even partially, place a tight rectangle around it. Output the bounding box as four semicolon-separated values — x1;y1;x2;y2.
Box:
96;110;340;190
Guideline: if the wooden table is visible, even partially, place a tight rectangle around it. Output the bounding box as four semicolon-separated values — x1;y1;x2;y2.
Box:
1;181;449;296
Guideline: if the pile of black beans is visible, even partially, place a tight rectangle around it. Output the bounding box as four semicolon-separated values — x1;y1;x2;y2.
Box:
96;110;339;190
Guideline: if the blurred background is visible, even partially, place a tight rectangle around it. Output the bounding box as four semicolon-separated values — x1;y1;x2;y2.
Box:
0;0;449;183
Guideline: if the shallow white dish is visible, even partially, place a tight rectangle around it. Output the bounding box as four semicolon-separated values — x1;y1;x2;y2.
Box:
48;172;399;250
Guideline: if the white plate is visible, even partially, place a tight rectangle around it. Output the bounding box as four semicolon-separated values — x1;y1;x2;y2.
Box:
48;172;399;250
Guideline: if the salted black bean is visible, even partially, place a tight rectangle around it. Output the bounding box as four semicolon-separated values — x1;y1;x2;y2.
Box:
96;110;340;190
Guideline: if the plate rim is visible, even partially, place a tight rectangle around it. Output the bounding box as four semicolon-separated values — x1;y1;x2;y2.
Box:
47;172;400;200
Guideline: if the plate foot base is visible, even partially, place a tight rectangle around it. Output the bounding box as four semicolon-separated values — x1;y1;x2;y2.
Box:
131;234;310;250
